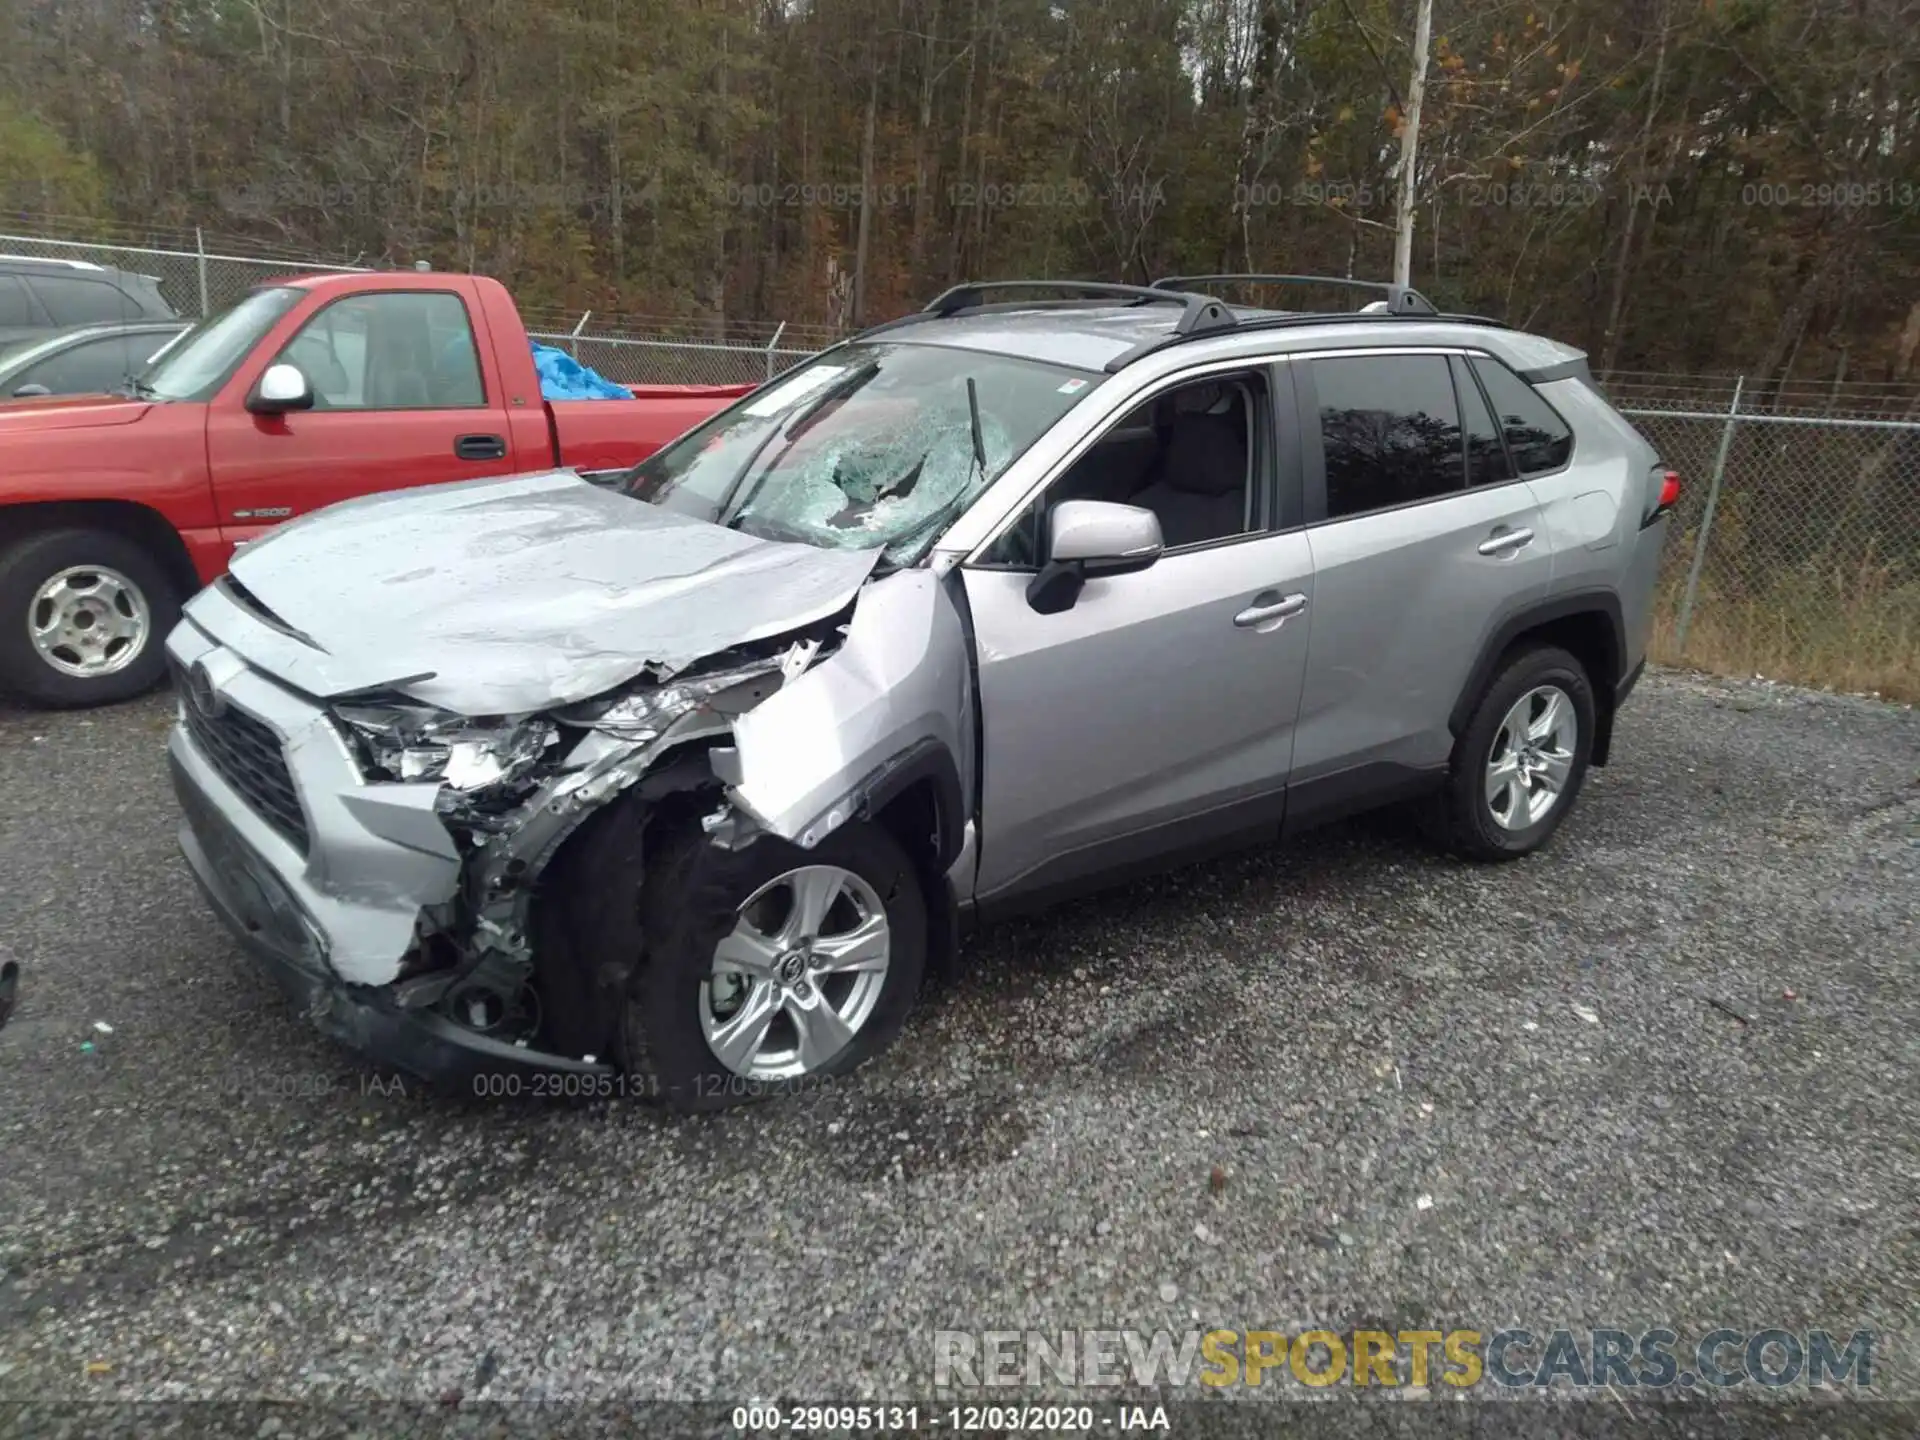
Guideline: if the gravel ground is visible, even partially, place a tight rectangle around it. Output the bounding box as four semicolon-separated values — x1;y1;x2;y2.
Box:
0;669;1915;1435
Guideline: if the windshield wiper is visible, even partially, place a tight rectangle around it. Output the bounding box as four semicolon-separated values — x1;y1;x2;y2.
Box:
966;375;987;479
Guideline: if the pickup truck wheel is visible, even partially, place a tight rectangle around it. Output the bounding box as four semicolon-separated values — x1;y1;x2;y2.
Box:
1429;644;1595;861
624;819;927;1112
0;529;179;708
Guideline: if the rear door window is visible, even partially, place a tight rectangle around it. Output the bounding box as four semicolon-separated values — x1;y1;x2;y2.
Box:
0;276;35;328
1452;355;1516;487
1312;354;1464;519
1470;357;1573;474
30;274;140;326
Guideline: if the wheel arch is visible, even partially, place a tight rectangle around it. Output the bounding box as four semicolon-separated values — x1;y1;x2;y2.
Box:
1451;591;1625;765
861;740;966;987
0;499;200;603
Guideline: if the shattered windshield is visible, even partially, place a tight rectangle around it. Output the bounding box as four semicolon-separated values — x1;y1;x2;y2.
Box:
625;342;1100;563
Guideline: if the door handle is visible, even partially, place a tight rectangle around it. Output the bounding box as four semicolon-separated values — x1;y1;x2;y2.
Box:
1477;526;1534;556
1233;591;1309;628
454;433;508;461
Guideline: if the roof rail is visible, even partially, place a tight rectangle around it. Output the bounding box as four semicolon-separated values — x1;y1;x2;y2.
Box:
1100;308;1507;373
917;280;1237;337
1152;273;1438;317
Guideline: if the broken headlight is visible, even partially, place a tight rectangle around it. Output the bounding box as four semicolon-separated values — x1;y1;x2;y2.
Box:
332;702;558;791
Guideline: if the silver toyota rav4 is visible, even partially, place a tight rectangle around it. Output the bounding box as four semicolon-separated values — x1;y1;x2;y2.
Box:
166;277;1676;1108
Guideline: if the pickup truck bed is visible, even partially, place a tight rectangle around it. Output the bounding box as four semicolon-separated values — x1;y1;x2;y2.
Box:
556;385;757;478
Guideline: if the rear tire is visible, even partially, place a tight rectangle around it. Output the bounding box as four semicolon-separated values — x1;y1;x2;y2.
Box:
1429;644;1595;861
0;528;179;708
622;819;927;1112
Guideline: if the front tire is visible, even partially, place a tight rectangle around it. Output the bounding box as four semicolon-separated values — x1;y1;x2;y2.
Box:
624;819;927;1112
0;528;179;708
1431;644;1595;861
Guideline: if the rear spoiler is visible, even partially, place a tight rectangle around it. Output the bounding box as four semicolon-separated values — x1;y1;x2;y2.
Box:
1517;355;1592;386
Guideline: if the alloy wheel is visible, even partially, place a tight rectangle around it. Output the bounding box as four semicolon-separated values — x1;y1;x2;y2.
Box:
699;864;892;1080
1485;684;1577;831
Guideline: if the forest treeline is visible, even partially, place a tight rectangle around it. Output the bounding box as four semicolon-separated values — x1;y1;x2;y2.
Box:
1;0;1914;383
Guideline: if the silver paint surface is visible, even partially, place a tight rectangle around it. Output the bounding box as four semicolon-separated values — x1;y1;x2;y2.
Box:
166;618;460;986
215;469;879;715
725;568;973;851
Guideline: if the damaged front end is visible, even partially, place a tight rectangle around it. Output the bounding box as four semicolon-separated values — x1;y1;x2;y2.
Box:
170;548;975;1085
376;573;971;1078
336;631;825;1066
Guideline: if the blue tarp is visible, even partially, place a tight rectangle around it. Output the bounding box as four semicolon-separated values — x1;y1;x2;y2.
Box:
532;342;631;401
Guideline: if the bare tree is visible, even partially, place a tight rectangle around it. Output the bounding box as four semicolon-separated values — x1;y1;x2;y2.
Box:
1391;0;1433;287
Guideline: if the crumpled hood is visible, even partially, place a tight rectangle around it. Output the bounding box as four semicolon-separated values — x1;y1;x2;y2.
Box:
0;393;152;431
207;469;880;714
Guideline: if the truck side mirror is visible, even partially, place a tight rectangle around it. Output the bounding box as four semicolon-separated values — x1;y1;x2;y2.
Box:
248;363;315;415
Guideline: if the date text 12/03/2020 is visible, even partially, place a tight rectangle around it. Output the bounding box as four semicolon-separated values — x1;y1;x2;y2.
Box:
731;1405;1171;1433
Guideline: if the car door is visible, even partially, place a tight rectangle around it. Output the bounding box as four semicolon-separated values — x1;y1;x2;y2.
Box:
205;286;520;548
961;361;1314;905
1287;350;1553;811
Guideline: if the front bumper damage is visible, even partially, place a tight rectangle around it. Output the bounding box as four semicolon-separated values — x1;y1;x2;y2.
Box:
165;567;972;1083
167;619;612;1082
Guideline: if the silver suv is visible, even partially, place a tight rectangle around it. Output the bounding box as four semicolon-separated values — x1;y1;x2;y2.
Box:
165;277;1676;1108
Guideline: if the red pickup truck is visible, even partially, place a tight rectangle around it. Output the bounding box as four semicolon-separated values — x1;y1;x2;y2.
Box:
0;270;750;706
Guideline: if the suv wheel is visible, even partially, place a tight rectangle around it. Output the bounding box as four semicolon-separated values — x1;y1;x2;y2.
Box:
1432;644;1595;861
624;819;927;1111
0;528;179;708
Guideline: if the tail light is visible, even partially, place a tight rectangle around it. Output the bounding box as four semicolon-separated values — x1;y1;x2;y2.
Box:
1643;465;1680;526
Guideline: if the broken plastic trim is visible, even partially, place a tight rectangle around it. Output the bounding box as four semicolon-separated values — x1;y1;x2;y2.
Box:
432;641;825;966
333;702;558;790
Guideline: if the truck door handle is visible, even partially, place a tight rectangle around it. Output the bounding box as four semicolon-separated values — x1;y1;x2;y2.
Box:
454;433;508;461
1233;591;1309;628
1477;526;1534;556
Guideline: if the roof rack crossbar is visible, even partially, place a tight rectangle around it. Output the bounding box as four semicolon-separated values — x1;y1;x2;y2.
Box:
1152;273;1438;317
921;280;1237;338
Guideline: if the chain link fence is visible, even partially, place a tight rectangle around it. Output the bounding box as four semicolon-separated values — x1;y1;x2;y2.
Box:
0;224;366;319
0;226;830;384
1603;375;1920;702
4;223;1916;699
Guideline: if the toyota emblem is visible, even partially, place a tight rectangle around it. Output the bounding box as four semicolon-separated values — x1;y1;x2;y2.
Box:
187;660;226;718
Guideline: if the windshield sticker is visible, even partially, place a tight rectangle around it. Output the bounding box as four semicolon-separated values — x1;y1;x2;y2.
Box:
1056;378;1089;394
742;365;852;418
